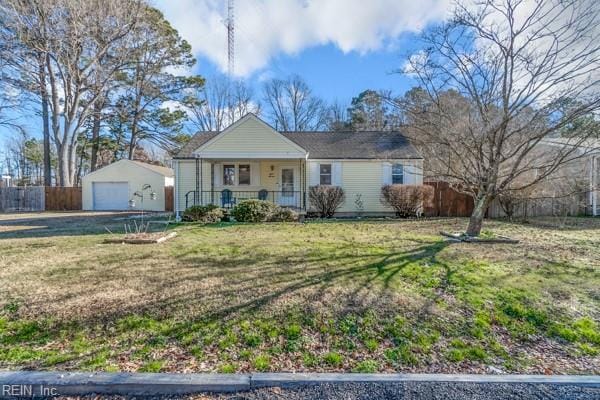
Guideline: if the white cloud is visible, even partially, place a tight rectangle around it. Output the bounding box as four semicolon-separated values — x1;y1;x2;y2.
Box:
154;0;452;77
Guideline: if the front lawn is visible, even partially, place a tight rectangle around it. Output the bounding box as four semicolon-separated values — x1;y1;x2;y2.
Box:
0;215;598;374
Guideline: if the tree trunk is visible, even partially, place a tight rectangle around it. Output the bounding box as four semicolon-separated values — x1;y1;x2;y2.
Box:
39;55;52;186
68;143;78;187
90;97;103;171
466;194;492;236
56;142;68;187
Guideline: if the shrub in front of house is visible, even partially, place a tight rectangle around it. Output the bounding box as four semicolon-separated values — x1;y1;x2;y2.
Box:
182;204;224;223
380;184;434;217
269;207;299;222
230;199;277;222
309;185;345;218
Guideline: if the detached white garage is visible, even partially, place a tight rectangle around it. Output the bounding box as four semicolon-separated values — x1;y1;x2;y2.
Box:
82;160;174;212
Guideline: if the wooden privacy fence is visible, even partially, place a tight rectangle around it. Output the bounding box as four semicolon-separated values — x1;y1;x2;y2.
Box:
424;181;474;217
0;186;45;212
1;186;174;212
45;187;82;211
164;186;174;212
487;192;591;218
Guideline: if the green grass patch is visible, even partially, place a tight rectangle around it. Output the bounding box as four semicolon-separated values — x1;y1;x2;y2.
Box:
323;352;343;367
352;360;379;373
252;354;271;371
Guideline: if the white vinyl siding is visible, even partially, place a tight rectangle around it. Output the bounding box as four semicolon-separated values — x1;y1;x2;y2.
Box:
195;116;306;158
176;158;424;214
175;160;198;212
307;159;424;213
82;159;171;212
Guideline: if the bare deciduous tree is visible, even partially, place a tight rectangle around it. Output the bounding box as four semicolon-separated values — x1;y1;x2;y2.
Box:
184;75;260;132
325;100;351;131
263;75;327;131
399;0;600;235
1;0;143;186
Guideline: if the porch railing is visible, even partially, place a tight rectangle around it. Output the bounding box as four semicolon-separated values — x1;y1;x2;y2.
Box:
185;190;305;211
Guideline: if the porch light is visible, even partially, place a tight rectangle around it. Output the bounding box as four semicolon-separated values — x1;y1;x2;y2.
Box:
128;198;136;208
150;191;157;201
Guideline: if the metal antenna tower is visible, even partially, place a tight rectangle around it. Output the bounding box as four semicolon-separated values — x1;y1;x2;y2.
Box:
227;0;235;78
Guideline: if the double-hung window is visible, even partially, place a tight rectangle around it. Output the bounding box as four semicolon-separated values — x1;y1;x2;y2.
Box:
319;164;332;185
392;164;404;184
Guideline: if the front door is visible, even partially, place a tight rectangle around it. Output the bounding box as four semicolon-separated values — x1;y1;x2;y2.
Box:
279;167;296;206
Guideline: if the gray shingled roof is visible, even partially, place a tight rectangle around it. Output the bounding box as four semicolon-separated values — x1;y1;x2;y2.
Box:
176;130;421;159
177;132;219;158
283;131;421;159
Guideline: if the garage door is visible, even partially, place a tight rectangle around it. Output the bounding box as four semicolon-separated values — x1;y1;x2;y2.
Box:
92;182;129;210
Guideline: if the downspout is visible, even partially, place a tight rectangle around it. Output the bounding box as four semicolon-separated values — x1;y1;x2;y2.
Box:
195;158;200;205
200;158;203;206
304;153;309;211
174;159;181;221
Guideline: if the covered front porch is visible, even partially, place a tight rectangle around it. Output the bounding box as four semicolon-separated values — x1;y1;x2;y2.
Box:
183;158;307;212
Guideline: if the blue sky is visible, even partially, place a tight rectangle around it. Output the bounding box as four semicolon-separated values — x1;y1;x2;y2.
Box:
194;40;419;105
155;0;452;103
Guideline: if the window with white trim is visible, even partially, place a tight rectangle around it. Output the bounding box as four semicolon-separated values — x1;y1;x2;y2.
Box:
392;164;404;184
223;164;235;186
320;164;332;185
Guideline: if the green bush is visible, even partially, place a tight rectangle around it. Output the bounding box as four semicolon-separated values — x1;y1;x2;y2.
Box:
229;200;300;223
269;207;299;222
230;199;277;222
182;204;224;223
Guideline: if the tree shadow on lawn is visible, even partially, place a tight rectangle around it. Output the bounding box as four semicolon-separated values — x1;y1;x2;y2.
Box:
1;239;456;370
124;240;453;340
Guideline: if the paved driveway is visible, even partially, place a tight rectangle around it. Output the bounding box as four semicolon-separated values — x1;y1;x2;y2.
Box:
0;211;167;238
202;382;598;400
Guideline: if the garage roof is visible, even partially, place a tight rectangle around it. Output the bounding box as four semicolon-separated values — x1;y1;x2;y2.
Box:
83;159;174;179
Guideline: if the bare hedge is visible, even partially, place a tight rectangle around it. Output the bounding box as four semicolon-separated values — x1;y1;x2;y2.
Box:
381;184;434;217
309;185;345;218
